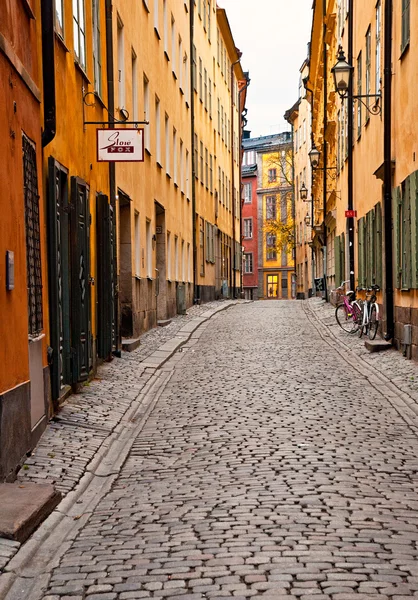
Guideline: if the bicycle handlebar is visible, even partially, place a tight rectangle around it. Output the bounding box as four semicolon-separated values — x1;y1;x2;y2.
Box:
356;285;380;292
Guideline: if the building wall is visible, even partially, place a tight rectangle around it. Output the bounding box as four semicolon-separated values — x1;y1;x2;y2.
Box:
112;0;193;336
0;0;49;480
242;173;258;297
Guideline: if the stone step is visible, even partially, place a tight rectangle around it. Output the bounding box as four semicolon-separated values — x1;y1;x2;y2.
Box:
364;339;393;353
0;483;61;543
121;337;141;352
157;319;172;327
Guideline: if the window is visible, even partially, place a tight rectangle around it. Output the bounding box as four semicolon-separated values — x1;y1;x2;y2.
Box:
163;0;168;54
200;141;204;183
266;195;277;220
73;0;86;69
187;243;191;282
244;253;253;274
171;16;176;76
358;203;382;289
184;52;189;103
134;212;140;276
178;37;183;90
167;231;172;280
199;217;205;275
206;222;210;262
180;139;184;192
131;50;138;121
182;240;185;281
243;182;252;203
243;218;253;238
194;134;198;178
209;154;213;192
186;150;190;199
217;98;221;133
199;57;203;101
165;114;170;175
55;0;64;37
204;68;208;109
268;168;277;183
146;219;152;277
23;134;43;336
154;0;159;34
173;128;178;185
117;17;125;108
365;27;371;117
357;52;362;137
92;0;101;94
401;0;410;53
376;1;381;92
155;96;161;164
266;235;277;261
192;45;197;91
209;78;212;118
143;75;150;151
205;148;209;188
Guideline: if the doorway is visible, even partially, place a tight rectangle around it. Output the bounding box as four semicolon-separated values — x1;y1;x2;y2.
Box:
155;202;167;320
119;191;133;337
267;275;279;298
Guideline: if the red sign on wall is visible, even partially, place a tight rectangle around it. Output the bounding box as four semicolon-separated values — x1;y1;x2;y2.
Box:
345;210;357;218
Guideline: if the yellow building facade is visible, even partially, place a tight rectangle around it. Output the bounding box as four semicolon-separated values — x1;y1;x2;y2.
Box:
112;0;193;338
192;4;244;301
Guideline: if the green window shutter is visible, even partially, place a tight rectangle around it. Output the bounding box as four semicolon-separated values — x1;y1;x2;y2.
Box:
410;171;418;288
393;186;401;288
341;232;346;283
375;202;382;287
366;211;372;287
402;178;412;288
357;217;364;287
335;235;341;287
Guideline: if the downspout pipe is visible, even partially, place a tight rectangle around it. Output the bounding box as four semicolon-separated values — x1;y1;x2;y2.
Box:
41;0;56;147
105;0;120;355
189;4;198;303
347;0;355;293
383;0;394;340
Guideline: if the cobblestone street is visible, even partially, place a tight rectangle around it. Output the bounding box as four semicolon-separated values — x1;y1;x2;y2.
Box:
5;299;418;600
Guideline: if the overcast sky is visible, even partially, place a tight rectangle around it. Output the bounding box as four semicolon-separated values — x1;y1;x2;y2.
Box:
218;0;313;138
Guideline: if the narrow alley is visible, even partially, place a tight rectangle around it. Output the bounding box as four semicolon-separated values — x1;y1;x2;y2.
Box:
4;300;418;600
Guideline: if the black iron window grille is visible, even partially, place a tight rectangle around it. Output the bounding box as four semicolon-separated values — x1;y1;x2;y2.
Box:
23;134;43;336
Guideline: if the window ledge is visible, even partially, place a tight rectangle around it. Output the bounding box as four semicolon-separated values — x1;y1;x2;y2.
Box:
74;60;90;84
164;50;170;61
21;0;35;19
156;160;163;169
145;147;151;156
172;70;177;80
400;41;410;60
55;32;69;52
134;275;141;281
154;27;161;40
166;172;172;179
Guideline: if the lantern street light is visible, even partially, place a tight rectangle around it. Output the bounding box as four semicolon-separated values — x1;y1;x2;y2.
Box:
300;182;308;201
331;46;381;115
308;144;321;169
304;213;311;226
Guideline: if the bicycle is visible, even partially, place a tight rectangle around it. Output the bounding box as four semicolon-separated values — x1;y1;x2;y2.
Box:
334;280;362;334
357;285;380;339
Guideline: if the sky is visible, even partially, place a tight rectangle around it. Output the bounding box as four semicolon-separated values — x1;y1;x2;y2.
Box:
217;0;313;138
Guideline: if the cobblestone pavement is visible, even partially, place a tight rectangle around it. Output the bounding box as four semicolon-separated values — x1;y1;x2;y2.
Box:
0;301;235;572
30;299;418;599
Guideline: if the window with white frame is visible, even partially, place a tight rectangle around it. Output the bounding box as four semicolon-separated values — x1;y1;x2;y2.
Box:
143;75;150;151
146;220;152;277
134;212;140;276
131;50;138;121
187;242;191;281
186;150;190;199
244;253;253;273
171;16;176;76
178;37;183;90
165;114;170;175
173;128;178;185
365;27;371;116
376;1;381;92
154;0;159;33
268;168;277;183
174;235;179;280
180;139;184;192
266;195;277;220
155;96;161;164
167;231;172;280
55;0;64;38
92;0;101;94
163;0;168;54
243;218;253;239
73;0;86;69
117;17;125;108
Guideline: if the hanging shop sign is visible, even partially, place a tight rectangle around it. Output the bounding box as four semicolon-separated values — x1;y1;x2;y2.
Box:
97;128;144;162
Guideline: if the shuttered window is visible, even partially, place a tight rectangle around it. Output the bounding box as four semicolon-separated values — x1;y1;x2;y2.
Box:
357;203;383;289
401;0;410;53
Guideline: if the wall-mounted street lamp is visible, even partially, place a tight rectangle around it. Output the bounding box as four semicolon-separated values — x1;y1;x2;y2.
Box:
331;47;381;116
304;213;311;226
300;182;308;201
308;144;320;169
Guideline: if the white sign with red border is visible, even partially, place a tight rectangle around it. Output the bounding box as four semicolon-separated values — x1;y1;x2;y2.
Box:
97;128;144;162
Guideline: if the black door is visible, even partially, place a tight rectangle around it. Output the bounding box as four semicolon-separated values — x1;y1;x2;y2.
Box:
96;193;114;359
47;158;71;402
70;177;91;382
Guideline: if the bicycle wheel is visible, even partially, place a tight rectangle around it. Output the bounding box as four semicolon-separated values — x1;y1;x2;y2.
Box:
335;303;358;333
368;304;379;340
358;306;368;338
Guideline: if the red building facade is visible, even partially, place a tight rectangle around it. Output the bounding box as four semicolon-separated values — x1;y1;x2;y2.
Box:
242;162;258;299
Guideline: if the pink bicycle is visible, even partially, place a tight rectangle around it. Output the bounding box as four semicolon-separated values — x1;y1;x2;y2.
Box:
334;280;362;334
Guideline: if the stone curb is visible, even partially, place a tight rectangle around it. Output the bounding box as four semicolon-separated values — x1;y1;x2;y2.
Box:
0;300;242;599
303;299;418;432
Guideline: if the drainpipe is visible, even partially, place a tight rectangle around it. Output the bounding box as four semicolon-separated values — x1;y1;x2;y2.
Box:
189;5;198;303
322;0;328;302
41;0;56;147
347;0;355;293
105;0;120;355
383;0;394;340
